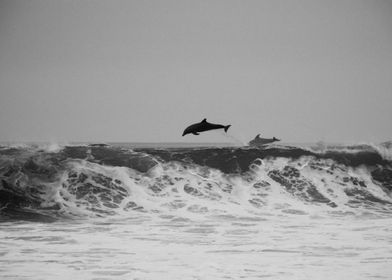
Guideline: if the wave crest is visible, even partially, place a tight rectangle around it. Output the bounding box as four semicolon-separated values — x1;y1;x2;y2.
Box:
1;144;391;221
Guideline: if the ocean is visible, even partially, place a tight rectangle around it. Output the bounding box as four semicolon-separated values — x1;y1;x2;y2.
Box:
0;142;391;279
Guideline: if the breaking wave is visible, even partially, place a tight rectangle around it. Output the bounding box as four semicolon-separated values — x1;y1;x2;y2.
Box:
0;143;391;222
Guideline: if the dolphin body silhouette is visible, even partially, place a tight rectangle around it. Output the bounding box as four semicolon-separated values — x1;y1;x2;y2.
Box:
248;134;280;147
182;119;231;136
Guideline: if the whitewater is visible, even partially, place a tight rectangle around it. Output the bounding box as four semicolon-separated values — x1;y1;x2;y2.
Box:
1;142;392;279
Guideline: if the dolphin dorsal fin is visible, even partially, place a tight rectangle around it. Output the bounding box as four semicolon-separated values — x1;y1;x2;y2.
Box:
201;118;207;123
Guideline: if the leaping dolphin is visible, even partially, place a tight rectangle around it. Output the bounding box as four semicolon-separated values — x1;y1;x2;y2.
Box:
248;134;280;146
182;118;231;136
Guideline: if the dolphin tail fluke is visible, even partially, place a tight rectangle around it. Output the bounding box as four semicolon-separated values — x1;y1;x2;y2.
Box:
224;125;231;133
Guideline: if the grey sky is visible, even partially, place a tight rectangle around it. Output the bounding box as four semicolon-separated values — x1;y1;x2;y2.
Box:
1;0;391;143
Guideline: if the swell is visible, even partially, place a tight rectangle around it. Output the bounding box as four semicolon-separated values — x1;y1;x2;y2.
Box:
0;144;391;221
137;146;390;173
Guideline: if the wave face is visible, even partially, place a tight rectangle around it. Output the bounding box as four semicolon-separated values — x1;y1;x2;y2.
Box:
1;143;391;221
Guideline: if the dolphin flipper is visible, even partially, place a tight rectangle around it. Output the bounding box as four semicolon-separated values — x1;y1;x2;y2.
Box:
192;132;200;135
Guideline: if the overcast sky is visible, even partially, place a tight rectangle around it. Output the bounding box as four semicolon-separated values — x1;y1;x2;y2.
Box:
1;0;391;143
